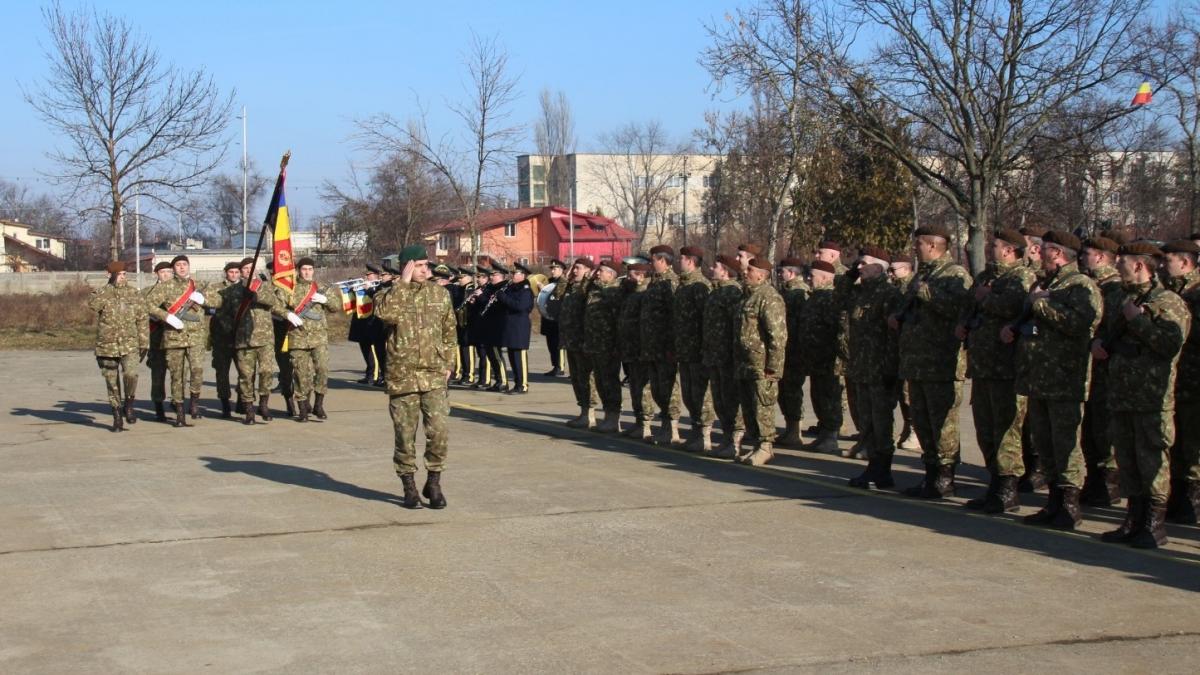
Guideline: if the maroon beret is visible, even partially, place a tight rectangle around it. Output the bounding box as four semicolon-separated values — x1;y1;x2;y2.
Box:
859;245;891;263
811;260;836;275
1042;230;1081;253
1082;236;1119;254
170;254;189;265
154;261;172;272
748;257;773;271
679;245;704;259
779;257;805;269
890;252;913;265
627;262;651;273
994;229;1026;249
737;243;762;256
914;225;951;241
1019;226;1048;239
649;245;675;257
817;239;841;252
223;261;241;272
296;257;316;268
716;254;741;271
239;257;256;267
1163;240;1200;255
106;261;126;274
1119;241;1163;258
573;257;595;270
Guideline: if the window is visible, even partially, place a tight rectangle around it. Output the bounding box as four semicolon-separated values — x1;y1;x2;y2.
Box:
518;184;530;206
664;175;687;188
532;185;546;203
668;212;685;226
702;174;715;188
36;238;50;249
437;233;454;251
531;165;546;181
634;176;650;188
519;257;529;266
504;222;517;237
1109;192;1121;206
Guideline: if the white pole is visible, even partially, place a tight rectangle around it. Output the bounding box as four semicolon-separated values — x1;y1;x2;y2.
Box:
178;212;183;246
134;191;141;289
242;106;248;257
568;184;575;260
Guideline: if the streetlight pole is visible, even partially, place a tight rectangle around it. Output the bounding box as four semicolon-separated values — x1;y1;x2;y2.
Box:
569;183;575;260
681;171;689;246
241;106;248;257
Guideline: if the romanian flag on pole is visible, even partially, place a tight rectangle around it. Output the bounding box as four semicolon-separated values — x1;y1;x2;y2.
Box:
1132;82;1152;106
266;151;296;294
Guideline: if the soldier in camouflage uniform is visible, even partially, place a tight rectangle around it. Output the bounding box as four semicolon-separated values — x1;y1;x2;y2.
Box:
776;258;810;447
561;258;598;429
209;261;243;418
813;241;854;439
703;254;746;458
229;257;285;424
584;260;625;433
374;245;457;509
889;253;919;451
642;245;683;445
619;263;655;440
144;261;174;422
1004;230;1101;530
1017;226;1049;491
278;257;341;422
1079;235;1124;506
844;248;903;488
1096;242;1190;548
1164;240;1200;523
674;246;716;452
957;230;1036;513
89;262;148;431
144;254;224;427
733;257;788;466
265;261;296;418
891;225;972;499
797;261;844;454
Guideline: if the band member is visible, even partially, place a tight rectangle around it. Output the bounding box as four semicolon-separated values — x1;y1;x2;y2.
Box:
452;266;476;384
495;262;534;393
89;261;148;431
540;259;568;376
348;263;385;385
480;263;511;392
466;264;495;388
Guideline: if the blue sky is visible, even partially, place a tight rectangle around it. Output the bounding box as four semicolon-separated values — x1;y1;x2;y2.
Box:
0;0;742;231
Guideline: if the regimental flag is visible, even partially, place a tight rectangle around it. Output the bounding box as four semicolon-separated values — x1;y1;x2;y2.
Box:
1132;81;1152;106
338;284;355;315
355;286;374;318
266;152;296;294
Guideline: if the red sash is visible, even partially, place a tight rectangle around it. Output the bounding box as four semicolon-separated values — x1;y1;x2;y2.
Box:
156;279;195;332
288;282;318;331
233;278;263;328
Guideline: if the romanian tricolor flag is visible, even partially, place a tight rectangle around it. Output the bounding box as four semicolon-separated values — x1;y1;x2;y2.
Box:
338;284;355;315
1132;81;1152;106
355;287;374;319
266;152;295;294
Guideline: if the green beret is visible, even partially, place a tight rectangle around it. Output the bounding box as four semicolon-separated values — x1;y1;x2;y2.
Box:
398;245;428;264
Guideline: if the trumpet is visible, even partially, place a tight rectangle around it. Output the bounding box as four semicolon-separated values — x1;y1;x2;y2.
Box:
333;277;390;292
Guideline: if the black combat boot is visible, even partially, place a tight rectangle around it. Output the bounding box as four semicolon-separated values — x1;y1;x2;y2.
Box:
189;394;201;421
1024;485;1062;525
173;402;190;428
848;457;879;489
423;471;447;509
243;401;255;425
154;401;166;422
111;405;124;432
236;395;246;415
1052;486;1083;530
966;473;999;510
1130;502;1168;549
1018;468;1047;493
124;397;137;424
399;474;423;509
1102;497;1145;543
849;456;895;490
983;475;1020;514
258;395;272;422
929;463;956;498
313;393;327;420
1165;479;1199;525
285;397;296;418
296;398;310;423
903;464;938;498
220;398;232;419
1082;466;1120;507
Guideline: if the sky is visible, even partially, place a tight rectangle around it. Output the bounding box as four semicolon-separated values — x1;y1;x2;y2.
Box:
0;0;745;233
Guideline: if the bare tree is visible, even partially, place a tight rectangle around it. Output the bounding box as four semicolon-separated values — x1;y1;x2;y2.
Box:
534;89;577;207
1150;6;1200;233
0;178;71;236
24;2;234;262
588;120;690;248
203;160;270;247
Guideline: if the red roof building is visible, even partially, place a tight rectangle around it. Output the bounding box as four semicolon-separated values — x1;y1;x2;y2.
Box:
425;206;636;266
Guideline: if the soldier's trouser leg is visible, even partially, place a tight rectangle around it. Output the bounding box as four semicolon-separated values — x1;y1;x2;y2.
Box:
592;354;622;412
545;323;562;370
845;374;861;432
312;344;329;395
487;347;509;387
570;351;595;406
1173;400;1200;482
181;345;203;397
474;344;490;385
909;379;963;467
899;380;914;426
678;361;715;426
212;346;234;400
626;361;654;422
1082;377;1115;470
148;349;167;403
235;348;255;402
507;348;529;392
710;364;745;433
165;348;189;404
738;376;779;443
1111;411;1173;507
459;344;475;381
359;342;378;380
1027;397;1085;488
971;379;1027;477
97;354;137;408
778;362;805;423
291;348;314;399
808;372;843;434
648;360;680;420
856;381;897;461
390;388;450;476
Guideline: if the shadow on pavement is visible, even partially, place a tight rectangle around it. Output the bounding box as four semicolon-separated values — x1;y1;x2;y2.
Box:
11;400;110;428
198;456;401;506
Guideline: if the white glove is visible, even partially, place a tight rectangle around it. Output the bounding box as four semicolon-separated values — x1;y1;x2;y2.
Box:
312;292;327;304
189;291;205;304
286;312;304;327
165;314;184;330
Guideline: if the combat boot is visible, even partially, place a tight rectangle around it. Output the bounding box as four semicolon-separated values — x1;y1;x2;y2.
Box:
621;418;644;437
655;418;682;446
285;397;296;418
154;401;166;422
313;393;328;420
709;430;743;459
189;394;202;421
1102;497;1145;543
243;401;255;425
399;474;423;509
1130;503;1168;549
1024;485;1062;525
1018;468;1047;493
929;464;956;498
848;457;880;489
898;422;921;450
1052;486;1083;530
110;405;124;432
965;474;999;510
296;398;310;423
1082;466;1120;507
220;398;232;419
804;430;839;455
740;442;774;467
124;397;137;425
983;475;1020;514
596;410;621;434
1165;479;1200;525
685;425;713;453
173;402;190;428
258;395;272;422
422;471;447;509
777;419;802;447
566;406;591;428
840;439;866;459
236;395;246;415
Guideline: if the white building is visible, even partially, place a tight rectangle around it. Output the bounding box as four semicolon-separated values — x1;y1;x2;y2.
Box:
1;220;68;272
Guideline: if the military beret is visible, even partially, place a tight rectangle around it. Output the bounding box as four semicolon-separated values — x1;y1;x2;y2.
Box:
366;263;383;274
490;263;510;274
1101;230;1131;245
627;262;651;273
779;257;805;269
106;261;125;274
859;245;891;263
397;245;427;264
548;259;566;269
994;229;1026;249
1042;230;1081;253
679;245;704;259
1082;236;1119;254
296;256;316;268
154;261;172;272
748;257;773;271
240;257;256;268
1119;241;1164;258
598;259;620;273
914;225;951;241
716;254;742;271
1019;226;1048;239
223;261;241;272
1163;240;1200;255
649;244;674;257
513;262;531;274
737;243;762;256
890;252;913;265
573;257;595;270
817;239;841;252
170;254;189;265
811;260;837;275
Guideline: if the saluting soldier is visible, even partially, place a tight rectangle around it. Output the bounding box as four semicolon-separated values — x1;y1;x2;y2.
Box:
348;263;385;385
1003;230;1101;530
733;257;788;466
815;240;857;442
144;261;174;422
230;257;285;424
1097;242;1190;548
1017;226;1049;490
1163;240;1200;523
889;252;919;451
89;261;148;431
583;260;625;432
674;245;716;452
797;261;843;454
562;258;598;427
619;262;655;440
494;262;535;393
642;245;683;445
776;257;811;446
540;259;568;376
703;254;747;458
1079;235;1124;506
278;258;341;422
210;261;243;418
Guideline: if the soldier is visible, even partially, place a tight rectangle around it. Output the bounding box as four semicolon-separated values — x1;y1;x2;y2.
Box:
493;262;534;393
144;261;174;422
619;262;655;440
348;263;385;385
540;259;568;376
674;245;716;452
735;243;761;273
144;254;223;427
584;260;625;432
890;225;972;499
562;258;598;428
796;262;843;454
374;245;457;509
1017;226;1049;491
814;240;855;440
230;257;284;424
642;245;683;445
846;247;903;488
1002;230;1101;530
776;257;811;446
1096;242;1190;548
279;258;341;422
210;261;243;418
1079;235;1124;506
704;254;746;458
889;253;919;451
956;229;1036;512
1164;240;1200;523
89;261;148;431
733;257;788;466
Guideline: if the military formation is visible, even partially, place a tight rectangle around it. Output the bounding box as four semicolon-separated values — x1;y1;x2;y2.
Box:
90;227;1200;542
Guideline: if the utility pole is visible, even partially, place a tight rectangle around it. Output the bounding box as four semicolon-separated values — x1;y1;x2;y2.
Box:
681;172;689;246
134;190;141;288
241;106;248;257
568;183;575;260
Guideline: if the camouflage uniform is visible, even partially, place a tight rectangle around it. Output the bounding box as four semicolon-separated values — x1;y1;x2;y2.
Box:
1013;261;1101;489
142;282;168;406
891;273;916;435
846;274;902;461
278;281;340;400
733;278;787;443
778;276;811;426
374;279;457;476
1106;281;1190;507
584;277;624;413
703;278;745;435
560;279;597;410
674;269;715;427
641;267;681;420
1168;269;1200;490
144;275;223;404
966;260;1037;478
88;280;148;409
1082;264;1123;476
897;253;972;467
209;278;241;405
227;282;285;402
793;285;843;434
618;277;654;425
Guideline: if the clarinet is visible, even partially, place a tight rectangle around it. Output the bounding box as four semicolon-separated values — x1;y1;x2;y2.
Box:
480;280;510;316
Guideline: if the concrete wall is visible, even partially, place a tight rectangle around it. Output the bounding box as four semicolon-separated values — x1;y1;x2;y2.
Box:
0;271;226;294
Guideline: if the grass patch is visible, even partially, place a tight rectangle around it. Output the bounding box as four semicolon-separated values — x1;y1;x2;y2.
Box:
0;283;97;350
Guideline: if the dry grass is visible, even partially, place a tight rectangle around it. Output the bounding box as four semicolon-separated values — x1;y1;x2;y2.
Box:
0;283;97;350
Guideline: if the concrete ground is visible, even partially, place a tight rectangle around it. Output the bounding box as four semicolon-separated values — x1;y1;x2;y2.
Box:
1;338;1197;673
